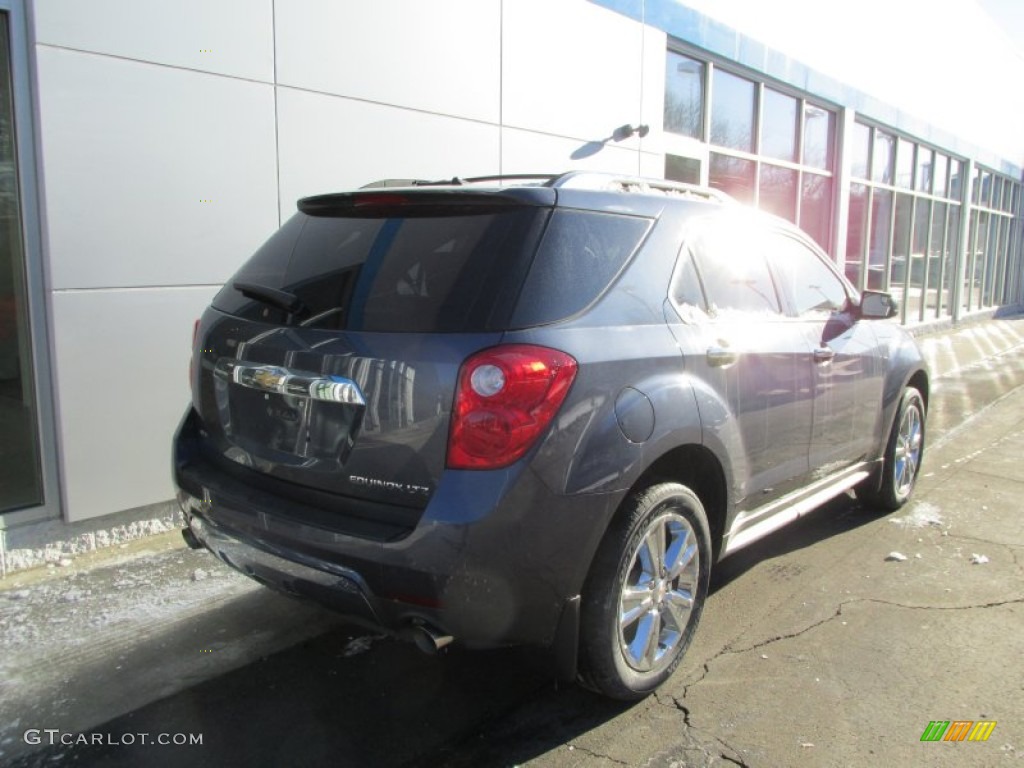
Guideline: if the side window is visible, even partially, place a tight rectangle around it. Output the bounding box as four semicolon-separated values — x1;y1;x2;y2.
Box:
670;247;707;312
689;221;782;316
767;233;849;316
511;209;651;327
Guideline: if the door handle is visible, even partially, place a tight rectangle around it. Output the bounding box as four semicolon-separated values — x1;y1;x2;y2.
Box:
813;346;835;364
707;345;738;368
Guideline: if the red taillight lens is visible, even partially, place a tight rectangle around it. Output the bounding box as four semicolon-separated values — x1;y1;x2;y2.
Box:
189;318;200;390
447;345;578;470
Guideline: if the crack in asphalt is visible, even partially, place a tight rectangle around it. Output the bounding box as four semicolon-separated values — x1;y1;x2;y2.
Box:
714;595;1024;660
652;692;752;768
565;742;630;766
662;594;1024;766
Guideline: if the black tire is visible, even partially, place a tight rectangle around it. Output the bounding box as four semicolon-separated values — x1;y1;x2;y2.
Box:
578;482;711;700
857;386;926;511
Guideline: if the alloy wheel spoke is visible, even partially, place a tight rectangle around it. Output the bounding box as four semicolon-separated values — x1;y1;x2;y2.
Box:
620;586;654;630
627;611;657;668
644;524;666;577
667;539;697;581
641;609;663;667
663;589;694;631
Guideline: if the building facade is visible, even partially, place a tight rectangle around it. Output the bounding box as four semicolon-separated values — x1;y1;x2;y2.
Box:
1;0;1021;564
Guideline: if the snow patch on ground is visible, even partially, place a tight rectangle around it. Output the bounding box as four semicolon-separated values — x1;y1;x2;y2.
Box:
2;514;181;574
0;549;254;683
890;502;944;529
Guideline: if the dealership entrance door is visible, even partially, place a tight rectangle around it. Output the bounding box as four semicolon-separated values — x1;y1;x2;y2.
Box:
0;8;43;515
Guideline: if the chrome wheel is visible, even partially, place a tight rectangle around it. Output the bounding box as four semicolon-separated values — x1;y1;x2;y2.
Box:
617;510;700;674
893;398;923;499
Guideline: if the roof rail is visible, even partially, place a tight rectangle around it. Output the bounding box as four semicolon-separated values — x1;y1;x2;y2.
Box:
358;172;734;203
361;174;558;189
548;171;734;203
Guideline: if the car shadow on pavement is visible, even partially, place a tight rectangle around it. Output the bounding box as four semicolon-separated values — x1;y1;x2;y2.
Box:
9;613;619;768
709;492;888;593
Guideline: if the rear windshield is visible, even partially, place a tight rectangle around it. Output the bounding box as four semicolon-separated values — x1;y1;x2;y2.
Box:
213;207;548;332
213;205;651;332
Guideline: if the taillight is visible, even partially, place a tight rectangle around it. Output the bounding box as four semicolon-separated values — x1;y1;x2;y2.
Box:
189;319;199;390
447;345;578;470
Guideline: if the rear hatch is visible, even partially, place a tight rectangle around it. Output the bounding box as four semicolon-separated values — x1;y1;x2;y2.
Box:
188;188;554;510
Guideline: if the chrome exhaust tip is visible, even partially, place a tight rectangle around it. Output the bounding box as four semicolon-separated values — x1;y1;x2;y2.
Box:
408;623;454;654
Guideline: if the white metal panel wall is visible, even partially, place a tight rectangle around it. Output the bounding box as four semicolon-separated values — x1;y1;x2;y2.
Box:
275;0;501;124
32;0;274;81
36;48;278;289
275;88;500;222
33;1;280;521
50;288;218;520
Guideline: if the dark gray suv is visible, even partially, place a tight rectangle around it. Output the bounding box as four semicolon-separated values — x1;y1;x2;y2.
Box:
173;172;928;700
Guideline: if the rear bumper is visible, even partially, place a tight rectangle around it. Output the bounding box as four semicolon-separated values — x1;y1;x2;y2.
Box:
174;409;621;649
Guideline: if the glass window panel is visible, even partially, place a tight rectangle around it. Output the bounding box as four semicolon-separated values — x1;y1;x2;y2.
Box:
980;170;992;207
665;52;704;139
932;154;948;198
949;159;963;200
890;193;913;309
710;68;755;151
983;213;1000;306
915;146;933;194
845;183;868;288
709;152;755;204
851;122;871;179
942;204;959;316
868;188;893;290
799;173;832;251
665;154;700;184
966;210;986;310
802;104;834;170
907;197;930;320
872;131;895;184
761;88;797;162
758;164;797;222
927;202;947;317
896;138;914;189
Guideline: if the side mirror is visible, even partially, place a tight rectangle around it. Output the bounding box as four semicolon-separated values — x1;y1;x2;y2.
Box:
859;290;898;319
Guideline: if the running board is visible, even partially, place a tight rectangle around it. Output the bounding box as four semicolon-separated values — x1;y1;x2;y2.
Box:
722;466;871;556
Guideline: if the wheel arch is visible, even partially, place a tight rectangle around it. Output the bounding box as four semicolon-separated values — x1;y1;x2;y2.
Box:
626;444;729;561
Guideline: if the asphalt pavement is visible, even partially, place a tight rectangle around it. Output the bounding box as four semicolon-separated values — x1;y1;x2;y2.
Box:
1;312;1023;767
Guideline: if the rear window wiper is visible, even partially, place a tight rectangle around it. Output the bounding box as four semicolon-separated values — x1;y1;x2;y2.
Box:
233;281;305;317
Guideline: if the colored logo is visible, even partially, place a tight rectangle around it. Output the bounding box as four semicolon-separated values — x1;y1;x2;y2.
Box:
920;720;996;742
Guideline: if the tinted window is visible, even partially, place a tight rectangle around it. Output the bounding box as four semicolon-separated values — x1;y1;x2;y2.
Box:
511;210;651;327
670;248;706;313
213;208;546;332
767;233;848;316
802;104;834;170
688;220;781;315
761;88;797;162
665;52;704;139
710;69;754;152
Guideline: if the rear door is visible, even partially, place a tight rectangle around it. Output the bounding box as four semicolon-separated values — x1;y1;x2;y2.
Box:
669;215;814;509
